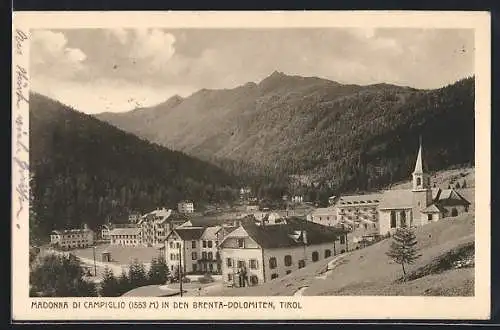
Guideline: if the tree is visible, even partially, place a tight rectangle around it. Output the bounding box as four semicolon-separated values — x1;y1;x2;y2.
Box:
462;180;467;188
455;181;461;189
30;253;97;297
147;257;170;285
386;228;421;281
128;259;148;288
99;267;121;297
117;269;132;295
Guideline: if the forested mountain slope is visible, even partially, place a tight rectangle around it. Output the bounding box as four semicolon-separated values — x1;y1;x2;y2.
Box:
29;93;239;243
97;73;475;193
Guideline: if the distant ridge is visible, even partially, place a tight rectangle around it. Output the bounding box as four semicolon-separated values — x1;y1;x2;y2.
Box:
96;73;475;193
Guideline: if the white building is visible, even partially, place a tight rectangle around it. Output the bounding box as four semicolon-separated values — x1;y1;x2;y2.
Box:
164;225;234;275
307;207;337;227
128;212;142;224
291;195;304;203
109;227;141;246
138;208;176;247
336;194;382;232
177;201;194;214
316;139;471;237
378;140;471;235
219;216;349;287
50;225;94;249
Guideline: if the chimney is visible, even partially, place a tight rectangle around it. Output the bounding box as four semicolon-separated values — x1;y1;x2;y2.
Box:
302;230;308;245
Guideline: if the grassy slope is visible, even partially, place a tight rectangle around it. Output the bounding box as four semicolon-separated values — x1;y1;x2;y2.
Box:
391;166;475;190
212;213;474;297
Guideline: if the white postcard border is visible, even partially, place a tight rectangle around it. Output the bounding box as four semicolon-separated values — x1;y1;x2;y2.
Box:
12;10;491;321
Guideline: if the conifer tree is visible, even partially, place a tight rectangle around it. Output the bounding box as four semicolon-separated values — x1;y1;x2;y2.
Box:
128;259;148;288
386;227;421;281
147;257;170;285
100;267;120;297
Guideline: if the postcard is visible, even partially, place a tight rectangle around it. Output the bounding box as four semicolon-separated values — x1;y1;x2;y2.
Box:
12;10;491;321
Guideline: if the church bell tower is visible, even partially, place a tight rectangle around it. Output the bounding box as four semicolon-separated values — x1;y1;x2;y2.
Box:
412;136;432;224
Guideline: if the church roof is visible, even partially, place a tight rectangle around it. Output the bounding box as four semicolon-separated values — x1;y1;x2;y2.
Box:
435;188;471;206
379;189;414;210
421;203;446;214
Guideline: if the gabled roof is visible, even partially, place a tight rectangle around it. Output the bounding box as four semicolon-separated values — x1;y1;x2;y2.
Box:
379;189;414;210
309;207;336;216
138;208;172;225
421;203;446;214
221;217;348;249
51;228;93;235
435;189;471;205
109;227;141;236
200;226;222;240
337;193;383;205
170;227;205;241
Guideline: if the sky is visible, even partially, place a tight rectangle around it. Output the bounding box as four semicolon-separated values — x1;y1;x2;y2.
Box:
30;28;474;114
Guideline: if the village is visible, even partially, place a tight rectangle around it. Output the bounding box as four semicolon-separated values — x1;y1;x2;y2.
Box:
47;141;474;296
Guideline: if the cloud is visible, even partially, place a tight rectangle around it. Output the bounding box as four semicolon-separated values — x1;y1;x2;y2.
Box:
31;30;87;78
32;76;194;113
130;29;176;67
30;28;474;114
108;28;129;44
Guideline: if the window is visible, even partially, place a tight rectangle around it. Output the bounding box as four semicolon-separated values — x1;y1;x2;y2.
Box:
208;252;213;260
271;273;278;280
228;273;233;282
400;211;407;227
364;223;368;229
286;270;292;275
237;260;246;270
340;235;346;244
208;241;213;248
312;251;319;262
170;253;174;260
298;260;305;269
216;252;220;260
193;264;197;272
176;242;180;249
237;239;245;248
192;252;197;260
390;211;397;228
269;257;277;269
203;240;207;248
325;249;332;258
416;177;421;186
209;263;213;271
427;214;432;221
192;241;196;248
226;258;233;267
284;255;292;266
249;259;258;269
250;275;259;285
202;252;207;260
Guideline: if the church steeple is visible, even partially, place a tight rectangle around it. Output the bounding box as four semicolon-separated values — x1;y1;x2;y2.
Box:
412;136;432;216
413;135;424;175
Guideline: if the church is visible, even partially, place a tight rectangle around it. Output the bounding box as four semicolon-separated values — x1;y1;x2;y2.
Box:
311;138;473;239
377;139;471;235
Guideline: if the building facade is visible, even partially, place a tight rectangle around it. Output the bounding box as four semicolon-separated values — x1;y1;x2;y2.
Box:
177;201;194;214
307;207;337;227
109;227;141;246
50;225;95;249
308;139;471;237
138;208;173;247
164;225;234;275
219;217;348;287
